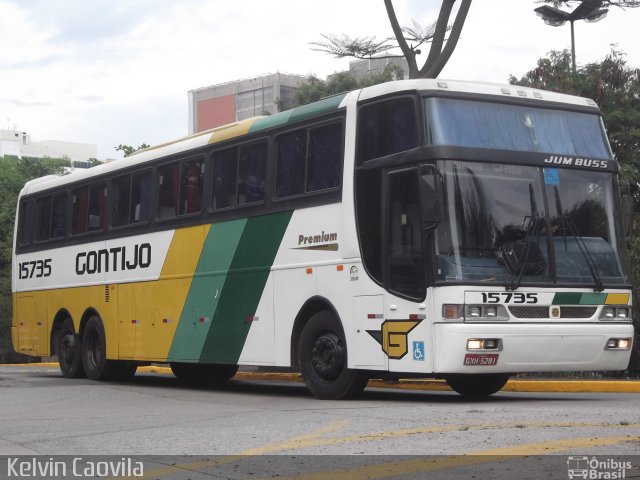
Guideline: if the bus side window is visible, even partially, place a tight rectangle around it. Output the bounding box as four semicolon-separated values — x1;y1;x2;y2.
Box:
276;130;306;198
112;175;131;227
212;148;238;210
35;196;52;242
50;193;67;239
357;97;418;164
238;143;266;205
307;123;343;192
158;163;179;219
17;200;32;247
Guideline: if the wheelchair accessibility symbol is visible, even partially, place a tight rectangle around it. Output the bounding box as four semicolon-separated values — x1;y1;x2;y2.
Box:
413;341;425;361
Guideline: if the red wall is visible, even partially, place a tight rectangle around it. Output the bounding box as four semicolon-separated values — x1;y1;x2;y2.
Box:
197;94;235;132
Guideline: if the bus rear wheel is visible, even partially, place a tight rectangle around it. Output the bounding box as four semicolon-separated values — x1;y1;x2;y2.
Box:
56;317;85;378
445;373;510;398
170;362;238;385
299;311;368;400
81;315;117;381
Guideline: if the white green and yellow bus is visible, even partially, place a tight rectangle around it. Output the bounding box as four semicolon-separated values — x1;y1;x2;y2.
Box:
12;79;634;399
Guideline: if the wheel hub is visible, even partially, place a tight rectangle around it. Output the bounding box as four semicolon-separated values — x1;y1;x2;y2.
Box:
311;333;344;381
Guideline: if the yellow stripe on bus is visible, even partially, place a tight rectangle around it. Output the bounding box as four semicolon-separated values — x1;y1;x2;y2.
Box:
605;293;630;305
207;118;260;145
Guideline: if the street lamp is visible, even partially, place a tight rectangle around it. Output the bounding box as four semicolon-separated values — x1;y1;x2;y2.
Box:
534;0;608;73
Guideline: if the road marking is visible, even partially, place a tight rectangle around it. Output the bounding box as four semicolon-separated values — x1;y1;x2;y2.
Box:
250;436;639;480
108;420;349;480
112;421;639;480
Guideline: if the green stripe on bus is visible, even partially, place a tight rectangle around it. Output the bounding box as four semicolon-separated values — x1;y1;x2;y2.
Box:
248;94;347;134
579;293;607;305
552;293;582;305
249;110;294;133
552;292;608;305
168;219;247;361
198;211;292;364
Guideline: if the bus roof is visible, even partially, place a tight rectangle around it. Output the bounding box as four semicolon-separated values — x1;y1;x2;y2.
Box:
20;79;601;196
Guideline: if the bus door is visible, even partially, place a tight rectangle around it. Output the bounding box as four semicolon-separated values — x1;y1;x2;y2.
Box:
383;167;433;373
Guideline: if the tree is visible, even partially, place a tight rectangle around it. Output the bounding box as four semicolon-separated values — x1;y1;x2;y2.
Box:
310;0;472;79
510;48;640;375
295;66;403;106
115;143;150;157
509;49;640;193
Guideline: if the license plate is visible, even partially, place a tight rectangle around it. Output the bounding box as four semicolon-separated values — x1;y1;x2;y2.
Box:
464;353;499;366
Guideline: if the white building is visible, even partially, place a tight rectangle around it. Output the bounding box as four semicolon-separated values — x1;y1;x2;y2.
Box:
0;129;97;163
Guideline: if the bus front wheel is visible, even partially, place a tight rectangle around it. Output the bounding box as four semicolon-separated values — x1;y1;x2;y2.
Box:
81;315;117;381
56;317;85;379
299;311;368;400
444;373;510;398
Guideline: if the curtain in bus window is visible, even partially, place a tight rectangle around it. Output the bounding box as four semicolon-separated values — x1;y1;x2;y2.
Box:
427;98;611;158
50;194;66;239
133;171;152;222
307;123;342;192
276;130;306;198
158;164;178;219
112;175;131;227
88;184;106;231
238;143;266;205
212;149;237;209
180;160;203;215
72;187;88;235
429;99;534;151
528;109;610;158
36;197;52;242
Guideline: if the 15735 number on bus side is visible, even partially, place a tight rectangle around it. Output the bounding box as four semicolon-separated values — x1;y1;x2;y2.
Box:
18;259;52;279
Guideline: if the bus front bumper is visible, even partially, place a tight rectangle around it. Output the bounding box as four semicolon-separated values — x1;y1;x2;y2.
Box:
434;322;634;374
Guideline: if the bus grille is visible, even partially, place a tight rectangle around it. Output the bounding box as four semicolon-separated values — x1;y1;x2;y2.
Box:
508;306;597;319
558;307;597;318
508;306;547;318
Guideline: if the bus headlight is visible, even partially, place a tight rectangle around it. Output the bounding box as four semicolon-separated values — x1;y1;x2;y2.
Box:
464;305;509;321
467;338;502;351
599;306;632;321
605;338;632;350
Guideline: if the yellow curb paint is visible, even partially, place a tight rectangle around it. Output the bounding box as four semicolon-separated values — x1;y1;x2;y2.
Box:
3;364;640;393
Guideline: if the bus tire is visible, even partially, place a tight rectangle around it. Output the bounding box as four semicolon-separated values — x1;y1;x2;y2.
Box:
170;362;238;385
81;315;117;381
56;317;85;379
299;311;368;400
444;373;510;398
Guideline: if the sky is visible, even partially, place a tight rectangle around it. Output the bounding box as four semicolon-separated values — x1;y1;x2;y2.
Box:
1;0;639;160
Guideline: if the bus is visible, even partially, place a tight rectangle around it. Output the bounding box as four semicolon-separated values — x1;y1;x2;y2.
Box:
12;79;634;399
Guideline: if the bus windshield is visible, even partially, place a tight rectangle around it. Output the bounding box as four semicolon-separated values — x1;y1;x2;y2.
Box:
435;161;627;287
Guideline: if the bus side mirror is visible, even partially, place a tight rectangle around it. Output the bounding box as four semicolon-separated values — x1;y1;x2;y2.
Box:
419;166;441;229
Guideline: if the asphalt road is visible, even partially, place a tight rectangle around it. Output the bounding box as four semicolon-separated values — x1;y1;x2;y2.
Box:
0;364;638;479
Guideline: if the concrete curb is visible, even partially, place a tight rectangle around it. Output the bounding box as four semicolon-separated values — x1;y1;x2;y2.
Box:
4;363;639;393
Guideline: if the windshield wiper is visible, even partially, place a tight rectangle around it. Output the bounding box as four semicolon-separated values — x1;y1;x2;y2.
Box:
503;184;546;290
553;187;604;292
